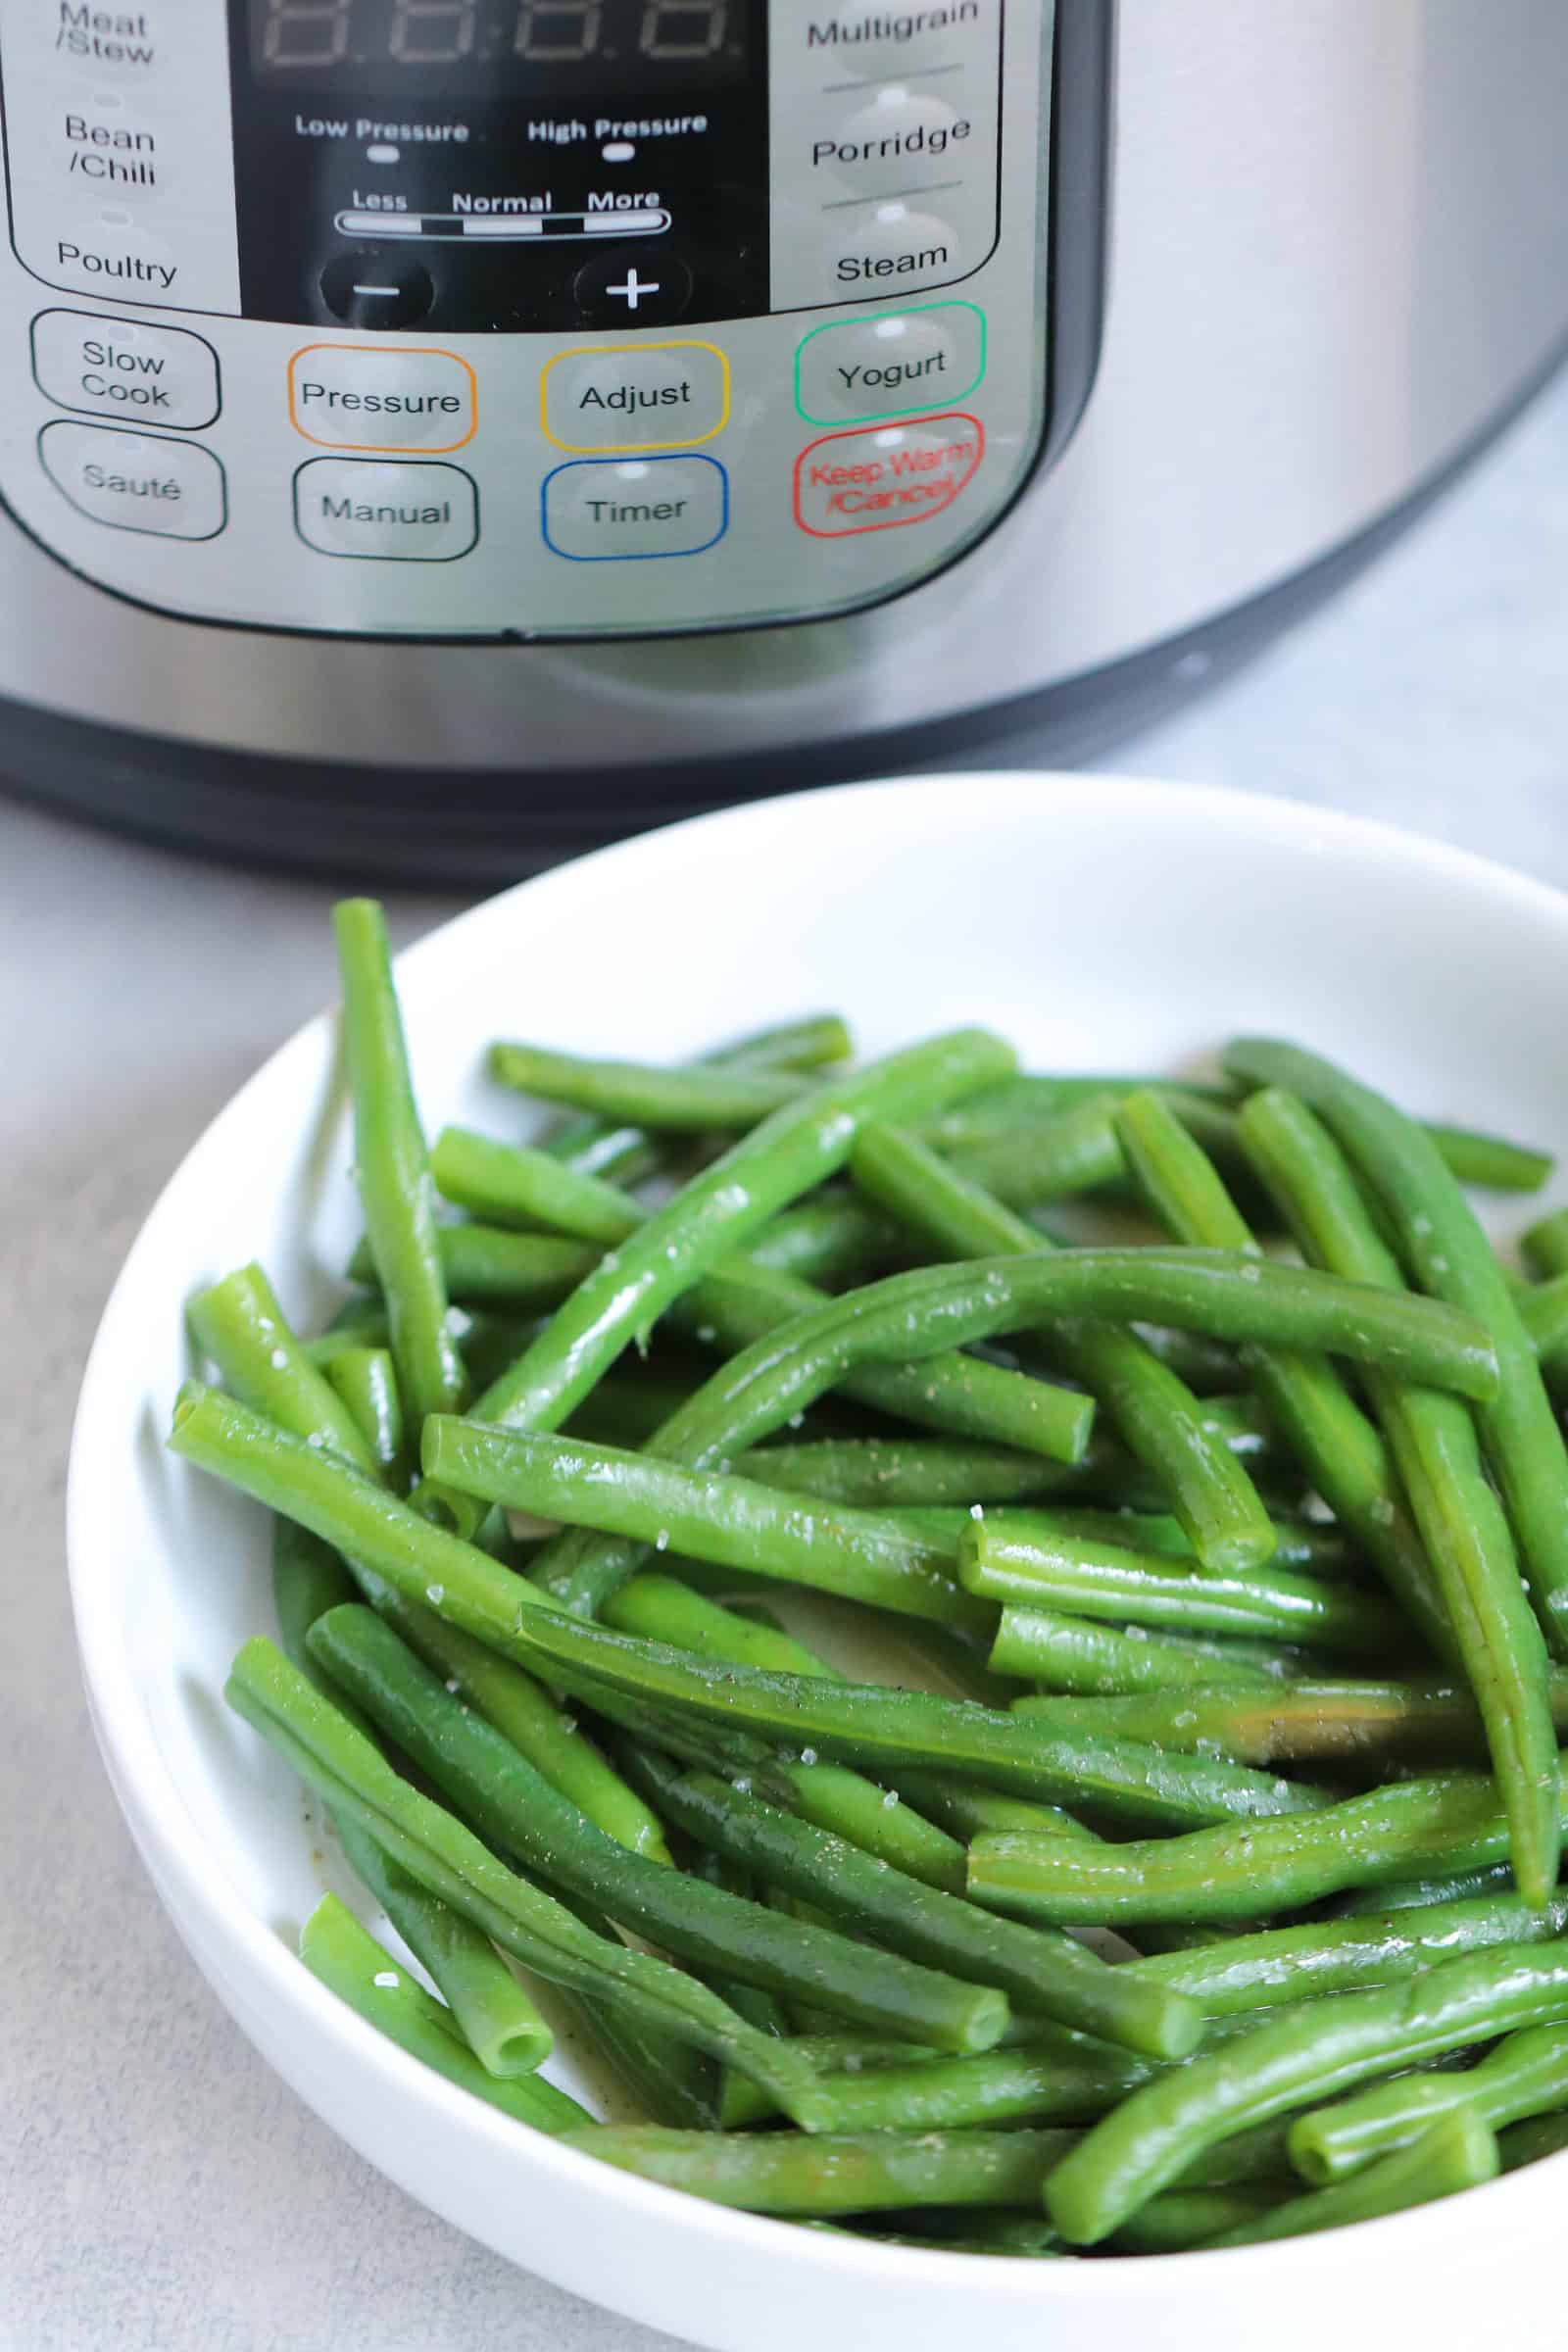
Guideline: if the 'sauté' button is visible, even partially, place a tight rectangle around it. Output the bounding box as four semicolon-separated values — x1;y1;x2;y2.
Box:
542;340;730;453
39;419;226;539
287;344;476;452
293;459;478;561
795;302;985;424
793;413;984;536
542;454;728;561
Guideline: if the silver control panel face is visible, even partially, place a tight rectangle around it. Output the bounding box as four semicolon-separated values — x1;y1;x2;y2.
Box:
0;3;1052;641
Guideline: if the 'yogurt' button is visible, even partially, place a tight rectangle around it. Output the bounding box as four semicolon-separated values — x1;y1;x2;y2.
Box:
795;301;985;422
39;419;226;538
288;344;477;451
542;340;729;452
293;459;478;561
542;455;728;561
793;413;984;536
30;308;220;427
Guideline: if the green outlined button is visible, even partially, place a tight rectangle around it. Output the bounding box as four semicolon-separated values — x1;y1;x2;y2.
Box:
794;301;986;426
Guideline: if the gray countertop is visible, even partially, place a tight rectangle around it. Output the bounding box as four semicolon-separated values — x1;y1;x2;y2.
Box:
6;364;1568;2352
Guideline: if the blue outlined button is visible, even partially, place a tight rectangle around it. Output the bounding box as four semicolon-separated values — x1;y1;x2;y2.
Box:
541;452;727;562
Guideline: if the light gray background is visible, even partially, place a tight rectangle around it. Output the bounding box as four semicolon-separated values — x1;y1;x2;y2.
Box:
6;365;1568;2351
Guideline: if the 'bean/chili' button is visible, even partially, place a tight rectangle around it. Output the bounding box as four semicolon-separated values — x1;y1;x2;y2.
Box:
287;344;476;452
542;340;729;453
793;414;984;537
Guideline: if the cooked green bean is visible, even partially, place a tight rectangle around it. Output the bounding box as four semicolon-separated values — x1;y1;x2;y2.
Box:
1129;1890;1568;2016
944;1099;1126;1207
351;1574;673;1864
428;1419;989;1632
1498;2110;1568;2171
1015;1674;1568;1767
961;1524;1407;1658
1019;1507;1355;1578
432;1128;641;1241
1044;1937;1568;2243
1115;1089;1451;1654
298;1894;588;2129
1521;1206;1568;1283
226;1637;836;2126
329;1813;552;2077
722;2024;1169;2135
332;900;466;1435
540;1013;855;1187
888;1774;1099;1847
1206;2113;1498;2246
1109;2191;1278;2255
350;1224;603;1311
474;1598;1333;1832
966;1768;1557;1929
1520;1271;1568;1388
991;1607;1286;1694
490;1044;806;1131
1238;1084;1560;1909
628;1747;1199;2059
1425;1124;1551;1194
745;1198;901;1289
558;2124;1077;2216
187;1262;376;1474
1229;1043;1568;1651
728;1437;1090;1510
1333;1865;1518;1916
309;1604;1006;2056
850;1121;1277;1576
323;1347;406;1482
602;1572;842;1679
1290;2020;1568;2182
444;1031;1015;1528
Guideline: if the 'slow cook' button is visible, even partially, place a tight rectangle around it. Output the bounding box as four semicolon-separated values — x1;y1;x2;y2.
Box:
39;419;225;539
294;459;479;562
541;340;729;452
31;307;220;427
793;413;985;536
288;344;477;451
542;455;728;561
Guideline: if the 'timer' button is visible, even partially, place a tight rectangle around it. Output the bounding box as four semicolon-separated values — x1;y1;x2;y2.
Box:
39;418;225;538
541;340;729;453
542;454;728;561
294;459;479;562
288;344;477;452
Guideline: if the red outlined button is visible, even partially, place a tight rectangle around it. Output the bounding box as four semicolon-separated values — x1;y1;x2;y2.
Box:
793;412;984;537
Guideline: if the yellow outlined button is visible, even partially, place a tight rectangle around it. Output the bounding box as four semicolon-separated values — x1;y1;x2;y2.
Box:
541;340;729;454
287;344;477;453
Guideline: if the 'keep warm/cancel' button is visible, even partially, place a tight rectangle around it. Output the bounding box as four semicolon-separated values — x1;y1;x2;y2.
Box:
794;413;984;537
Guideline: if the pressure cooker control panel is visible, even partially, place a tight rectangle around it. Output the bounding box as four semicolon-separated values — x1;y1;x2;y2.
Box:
0;1;1052;640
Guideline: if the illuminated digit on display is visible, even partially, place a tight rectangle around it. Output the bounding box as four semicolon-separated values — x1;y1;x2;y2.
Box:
514;2;604;60
390;1;478;61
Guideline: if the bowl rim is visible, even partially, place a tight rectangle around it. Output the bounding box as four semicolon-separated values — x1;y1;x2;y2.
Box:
66;768;1568;2302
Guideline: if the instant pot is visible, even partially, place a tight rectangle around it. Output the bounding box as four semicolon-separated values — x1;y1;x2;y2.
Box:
1;0;1566;879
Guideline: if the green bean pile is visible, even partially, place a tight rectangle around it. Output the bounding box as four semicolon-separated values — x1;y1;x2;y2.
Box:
172;896;1568;2261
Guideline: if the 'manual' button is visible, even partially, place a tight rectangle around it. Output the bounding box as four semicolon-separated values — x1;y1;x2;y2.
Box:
293;459;478;562
288;344;476;452
542;340;729;453
39;419;225;538
793;413;984;536
542;455;728;561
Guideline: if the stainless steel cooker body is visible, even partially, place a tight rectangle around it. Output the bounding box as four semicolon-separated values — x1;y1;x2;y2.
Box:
1;0;1566;875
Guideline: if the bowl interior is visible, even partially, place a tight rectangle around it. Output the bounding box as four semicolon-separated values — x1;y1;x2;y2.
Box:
67;773;1568;2348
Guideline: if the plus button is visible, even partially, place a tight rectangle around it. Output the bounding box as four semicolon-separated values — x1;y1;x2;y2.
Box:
607;268;660;312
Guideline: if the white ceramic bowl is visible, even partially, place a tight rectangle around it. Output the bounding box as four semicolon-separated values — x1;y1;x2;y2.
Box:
69;774;1568;2352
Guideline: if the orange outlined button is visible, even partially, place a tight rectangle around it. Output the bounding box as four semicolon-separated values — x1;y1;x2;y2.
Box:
793;412;983;537
541;340;729;453
287;343;476;453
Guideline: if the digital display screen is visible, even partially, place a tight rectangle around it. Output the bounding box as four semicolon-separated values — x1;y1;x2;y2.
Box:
248;0;749;90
